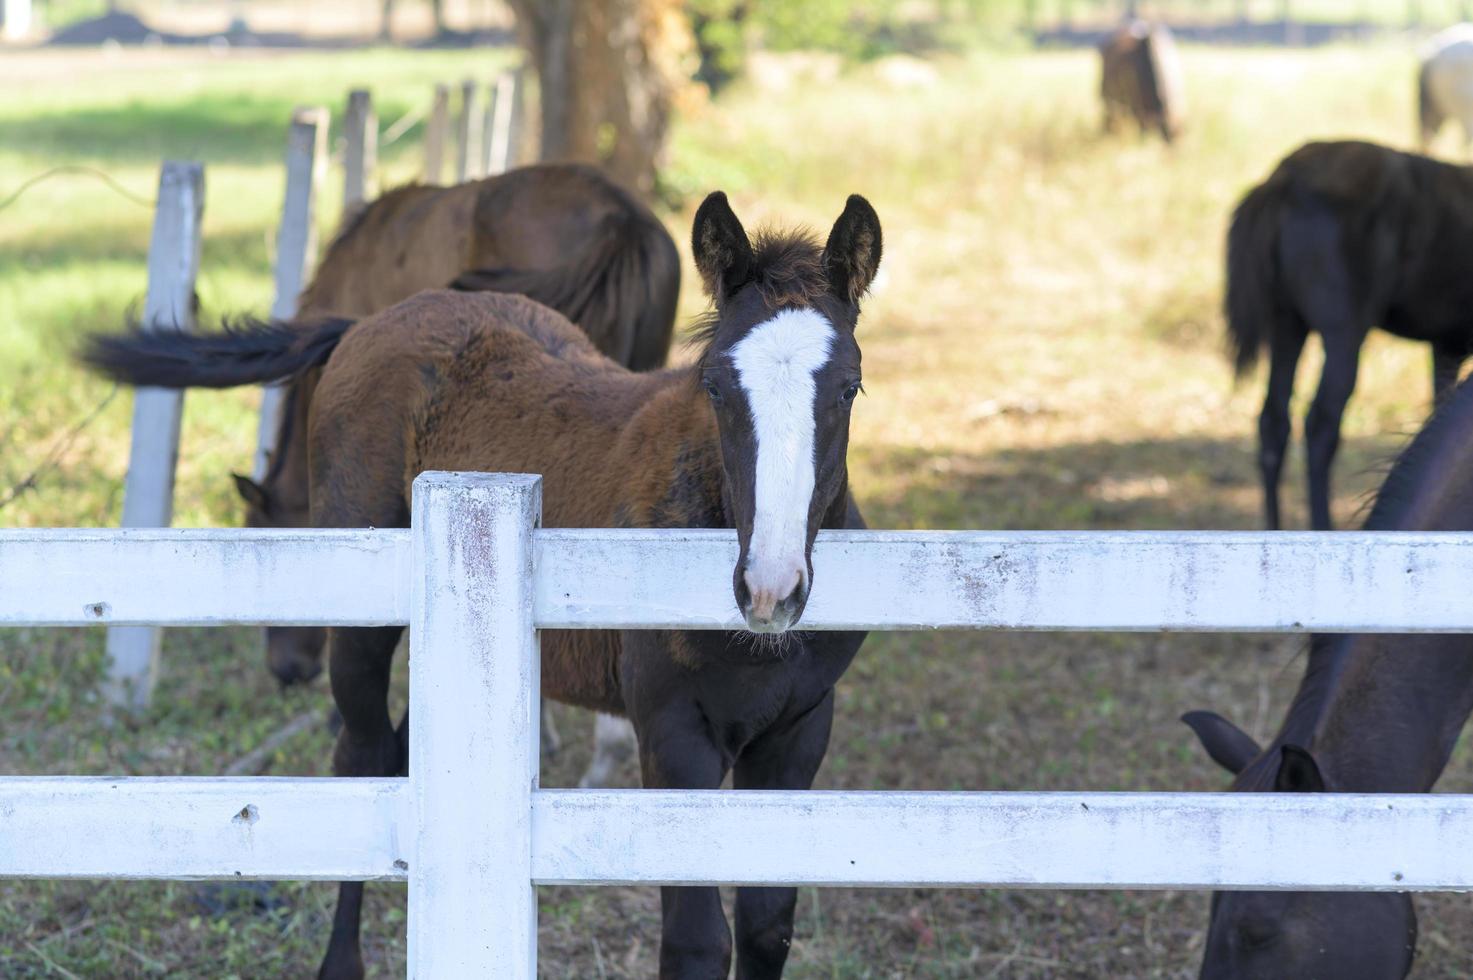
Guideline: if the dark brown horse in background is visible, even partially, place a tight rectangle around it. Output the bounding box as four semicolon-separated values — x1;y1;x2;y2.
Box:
1228;139;1473;530
232;163;680;685
1181;374;1473;979
1099;20;1185;143
85;191;884;979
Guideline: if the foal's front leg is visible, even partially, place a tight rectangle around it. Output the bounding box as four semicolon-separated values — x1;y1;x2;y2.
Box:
732;691;835;980
318;625;404;980
638;700;732;979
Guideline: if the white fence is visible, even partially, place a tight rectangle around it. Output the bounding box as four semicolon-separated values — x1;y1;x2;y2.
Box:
6;471;1473;974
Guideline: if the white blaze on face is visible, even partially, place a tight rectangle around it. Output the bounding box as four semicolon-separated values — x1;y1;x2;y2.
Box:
729;308;835;620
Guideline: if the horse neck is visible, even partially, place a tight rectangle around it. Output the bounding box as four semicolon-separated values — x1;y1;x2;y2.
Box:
1267;386;1473;793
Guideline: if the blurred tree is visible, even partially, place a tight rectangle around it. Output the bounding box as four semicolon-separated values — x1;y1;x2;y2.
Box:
689;0;749;94
379;0;395;41
431;0;446;35
505;0;691;199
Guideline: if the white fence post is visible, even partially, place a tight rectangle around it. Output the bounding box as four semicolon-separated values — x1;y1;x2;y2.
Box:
254;106;327;482
342;88;377;220
103;160;204;710
410;472;541;977
483;69;523;176
424;83;450;184
455;78;482;183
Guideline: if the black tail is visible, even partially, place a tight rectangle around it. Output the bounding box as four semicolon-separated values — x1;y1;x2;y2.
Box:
81;315;355;390
449;211;680;371
1224;175;1286;378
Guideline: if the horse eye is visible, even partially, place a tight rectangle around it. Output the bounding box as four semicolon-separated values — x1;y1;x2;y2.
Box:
702;378;723;404
840;382;863;404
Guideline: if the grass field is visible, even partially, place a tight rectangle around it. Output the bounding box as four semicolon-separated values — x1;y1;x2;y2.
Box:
3;38;1473;979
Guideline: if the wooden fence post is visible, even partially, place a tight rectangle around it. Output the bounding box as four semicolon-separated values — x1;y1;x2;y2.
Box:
410;472;540;977
424;83;450;184
483;69;524;176
455;78;483;182
103;161;205;710
342;88;377;220
254;107;327;482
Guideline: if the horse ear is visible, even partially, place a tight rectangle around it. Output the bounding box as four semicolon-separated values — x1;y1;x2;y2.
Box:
232;472;271;514
1275;744;1326;793
691;191;752;301
823;194;883;306
1181;710;1262;775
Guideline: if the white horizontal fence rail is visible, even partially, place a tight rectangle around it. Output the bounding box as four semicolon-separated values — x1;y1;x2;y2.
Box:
2;778;407;880
10;527;1473;632
8;472;1473;977
544;529;1473;632
0;529;409;626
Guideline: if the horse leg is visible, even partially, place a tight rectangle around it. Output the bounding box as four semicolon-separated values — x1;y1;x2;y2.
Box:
578;712;638;788
637;700;732;979
731;691;836;980
1258;321;1308;530
1433;343;1464;407
1304;326;1366;531
318;624;405;980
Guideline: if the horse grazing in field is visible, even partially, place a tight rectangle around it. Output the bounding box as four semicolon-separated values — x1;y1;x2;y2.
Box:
234;163;680;689
1180;376;1473;979
85;191;883;980
1099;20;1184;143
1419;24;1473;154
1227;139;1473;530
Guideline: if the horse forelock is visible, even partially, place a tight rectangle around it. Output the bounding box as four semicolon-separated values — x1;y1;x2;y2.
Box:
688;227;832;367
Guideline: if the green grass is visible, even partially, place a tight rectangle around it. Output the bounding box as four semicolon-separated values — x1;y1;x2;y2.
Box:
5;37;1473;978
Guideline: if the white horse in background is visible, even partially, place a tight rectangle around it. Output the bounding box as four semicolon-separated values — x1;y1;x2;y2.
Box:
1420;24;1473;155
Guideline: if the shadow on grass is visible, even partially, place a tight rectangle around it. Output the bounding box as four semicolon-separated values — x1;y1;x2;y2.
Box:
857;432;1408;532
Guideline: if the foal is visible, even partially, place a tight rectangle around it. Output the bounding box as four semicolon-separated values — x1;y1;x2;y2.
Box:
86;191;883;979
238;163;679;686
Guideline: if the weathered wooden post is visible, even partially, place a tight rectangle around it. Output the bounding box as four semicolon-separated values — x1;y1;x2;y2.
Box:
103;161;205;710
455;78;483;182
342;88;377;220
424;83;450;184
410;472;540;976
254;107;327;482
483;69;524;176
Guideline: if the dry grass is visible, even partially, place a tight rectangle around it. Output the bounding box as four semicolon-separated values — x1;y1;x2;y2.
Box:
4;39;1473;978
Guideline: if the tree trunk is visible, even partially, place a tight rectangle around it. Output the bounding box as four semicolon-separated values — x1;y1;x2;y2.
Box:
506;0;689;199
431;0;447;35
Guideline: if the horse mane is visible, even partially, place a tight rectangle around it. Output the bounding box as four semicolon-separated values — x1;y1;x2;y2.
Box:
298;183;434;310
688;227;829;365
1363;376;1473;530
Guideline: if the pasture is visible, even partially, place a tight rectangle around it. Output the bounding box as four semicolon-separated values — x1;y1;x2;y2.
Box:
3;38;1472;978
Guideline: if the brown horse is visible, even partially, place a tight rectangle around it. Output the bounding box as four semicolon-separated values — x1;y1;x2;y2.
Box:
1227;139;1473;530
233;163;680;685
1099;20;1184;143
84;191;883;979
1181;375;1473;979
